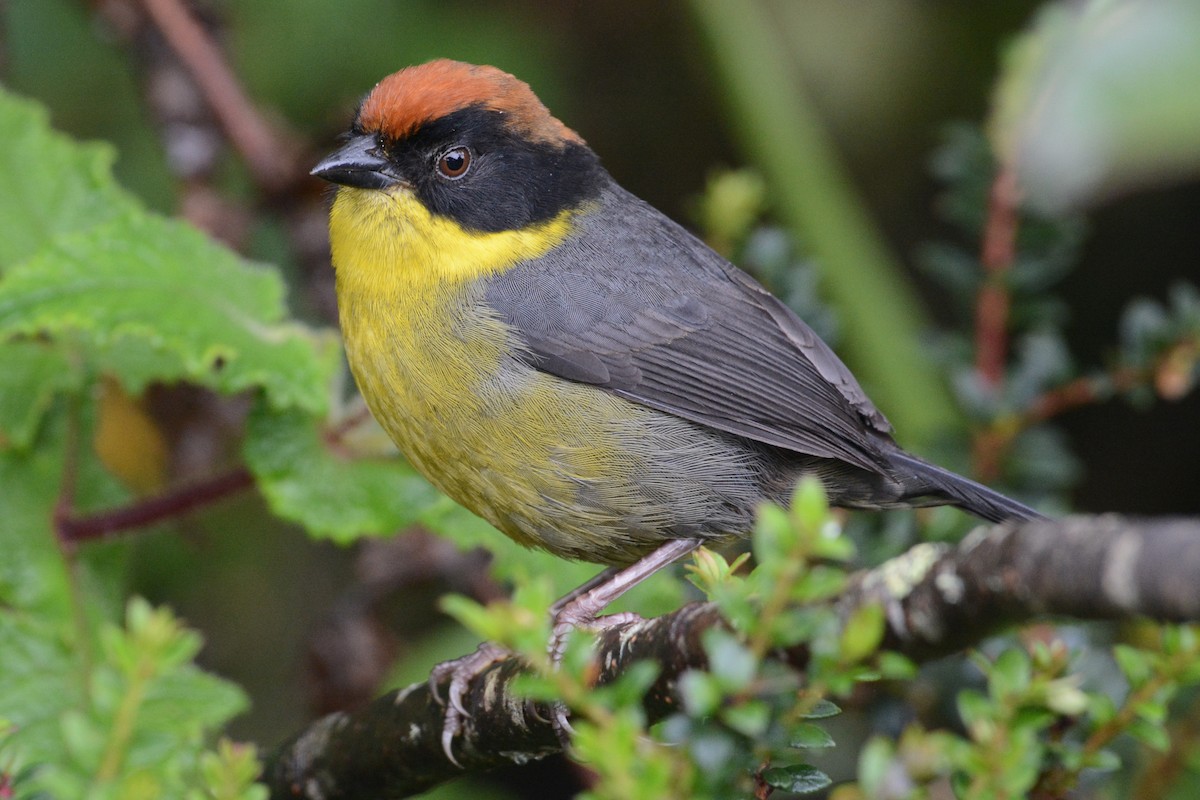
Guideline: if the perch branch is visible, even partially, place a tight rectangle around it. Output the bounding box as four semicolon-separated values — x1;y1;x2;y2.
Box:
265;514;1200;799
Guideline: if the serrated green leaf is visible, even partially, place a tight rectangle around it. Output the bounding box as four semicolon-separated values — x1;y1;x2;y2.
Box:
0;212;335;414
0;89;138;272
244;406;440;542
136;666;248;744
0;410;248;797
762;763;832;794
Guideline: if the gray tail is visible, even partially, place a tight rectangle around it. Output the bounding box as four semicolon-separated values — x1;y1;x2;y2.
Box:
889;451;1045;523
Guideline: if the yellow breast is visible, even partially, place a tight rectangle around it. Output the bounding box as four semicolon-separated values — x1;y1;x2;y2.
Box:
329;186;651;559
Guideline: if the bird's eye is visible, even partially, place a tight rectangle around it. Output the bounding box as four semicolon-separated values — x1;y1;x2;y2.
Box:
436;146;472;179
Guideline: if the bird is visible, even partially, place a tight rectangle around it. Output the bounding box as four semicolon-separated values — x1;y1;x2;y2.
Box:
311;58;1043;760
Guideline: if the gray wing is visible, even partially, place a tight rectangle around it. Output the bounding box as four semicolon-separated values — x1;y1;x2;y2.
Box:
485;183;894;474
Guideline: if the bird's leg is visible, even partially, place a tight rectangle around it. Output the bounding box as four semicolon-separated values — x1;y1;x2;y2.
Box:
427;569;635;765
547;537;703;741
431;539;704;762
550;538;703;660
550;565;623;616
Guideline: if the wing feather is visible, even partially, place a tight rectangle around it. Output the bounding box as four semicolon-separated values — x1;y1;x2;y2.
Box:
484;182;894;473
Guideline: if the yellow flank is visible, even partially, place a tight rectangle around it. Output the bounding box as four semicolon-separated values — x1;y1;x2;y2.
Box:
329;185;685;563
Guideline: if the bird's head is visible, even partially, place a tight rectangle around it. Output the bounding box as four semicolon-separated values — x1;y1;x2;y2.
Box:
313;60;603;233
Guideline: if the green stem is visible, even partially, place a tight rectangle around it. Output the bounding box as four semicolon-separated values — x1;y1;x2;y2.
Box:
688;0;959;446
94;658;152;784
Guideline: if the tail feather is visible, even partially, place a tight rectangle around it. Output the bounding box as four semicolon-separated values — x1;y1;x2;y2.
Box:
888;450;1045;523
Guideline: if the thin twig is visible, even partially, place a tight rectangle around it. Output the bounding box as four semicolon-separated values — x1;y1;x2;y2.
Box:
137;0;301;194
975;166;1020;387
1025;367;1139;425
56;466;255;544
54;395;95;675
972;166;1021;480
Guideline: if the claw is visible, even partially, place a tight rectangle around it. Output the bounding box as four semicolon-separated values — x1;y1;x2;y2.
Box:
551;701;574;748
448;673;472;718
527;698;552;725
545;610;647;750
442;712;464;769
429;642;509;766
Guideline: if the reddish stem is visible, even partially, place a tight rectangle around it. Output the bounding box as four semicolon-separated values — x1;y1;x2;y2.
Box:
975;166;1020;388
57;467;255;544
972;167;1021;480
137;0;299;194
1025;366;1142;426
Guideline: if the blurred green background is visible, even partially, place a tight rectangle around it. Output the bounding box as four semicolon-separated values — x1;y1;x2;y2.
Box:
4;1;1199;796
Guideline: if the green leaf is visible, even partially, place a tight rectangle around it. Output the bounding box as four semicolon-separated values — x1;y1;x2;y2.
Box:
838;603;885;664
438;595;500;642
877;651;918;680
1127;717;1171;752
761;763;832;794
679;670;723;718
1084;747;1122;773
1042;678;1088;717
752;503;795;566
196;740;268;800
801;699;841;720
856;736;894;795
789;477;829;537
720;699;769;738
0;339;81;449
0;212;335;414
244;406;440;542
1113;644;1153;686
0;410;128;617
957;689;992;736
702;628;758;691
791;565;847;603
789;722;835;750
989;648;1032;699
0;89;137;272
